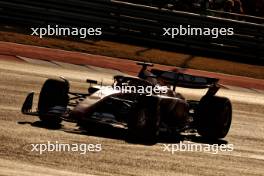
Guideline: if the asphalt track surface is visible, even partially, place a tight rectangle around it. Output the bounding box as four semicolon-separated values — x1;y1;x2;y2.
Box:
0;59;264;176
0;41;263;90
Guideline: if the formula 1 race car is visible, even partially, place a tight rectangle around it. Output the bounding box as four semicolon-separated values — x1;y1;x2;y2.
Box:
21;62;232;143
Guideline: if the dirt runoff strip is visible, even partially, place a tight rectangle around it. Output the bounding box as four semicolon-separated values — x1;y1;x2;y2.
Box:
0;41;263;90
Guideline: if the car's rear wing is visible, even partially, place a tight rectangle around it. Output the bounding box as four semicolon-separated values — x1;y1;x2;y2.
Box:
151;69;220;96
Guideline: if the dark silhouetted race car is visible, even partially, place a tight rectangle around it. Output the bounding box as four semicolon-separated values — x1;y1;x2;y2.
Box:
22;62;232;143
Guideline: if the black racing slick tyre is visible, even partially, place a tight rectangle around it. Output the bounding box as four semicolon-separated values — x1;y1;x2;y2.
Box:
38;78;69;124
197;96;232;139
127;96;160;144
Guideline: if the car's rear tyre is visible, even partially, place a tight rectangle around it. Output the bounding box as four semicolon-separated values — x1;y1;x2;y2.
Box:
38;78;69;125
127;96;160;144
197;96;232;139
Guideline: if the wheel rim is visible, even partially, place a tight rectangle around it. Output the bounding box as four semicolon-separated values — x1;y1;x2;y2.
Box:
221;102;232;134
137;109;147;127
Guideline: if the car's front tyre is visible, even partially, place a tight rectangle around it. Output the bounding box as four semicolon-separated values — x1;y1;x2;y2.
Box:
38;78;69;125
